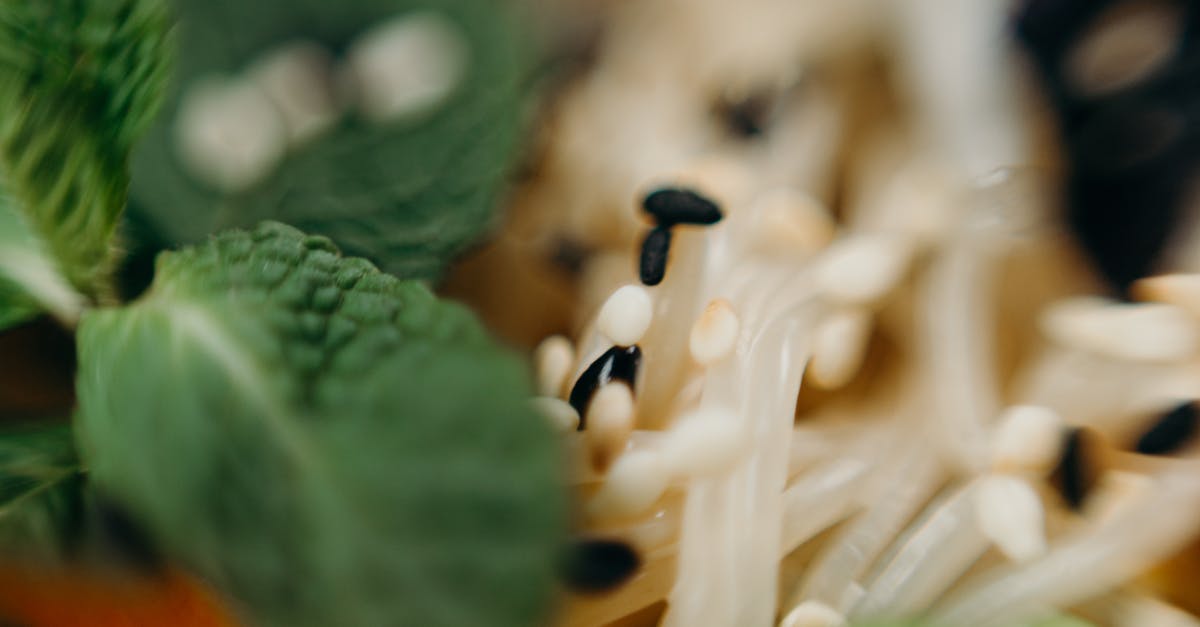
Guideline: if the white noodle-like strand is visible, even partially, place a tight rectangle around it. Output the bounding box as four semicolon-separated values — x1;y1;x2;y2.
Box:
638;228;711;427
788;444;942;613
931;466;1200;627
780;456;873;555
852;479;991;619
918;235;1000;472
665;306;816;627
1108;592;1200;627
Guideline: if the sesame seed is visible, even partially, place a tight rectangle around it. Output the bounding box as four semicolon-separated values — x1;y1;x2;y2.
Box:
973;474;1047;563
719;95;769;138
597;285;653;347
661;154;755;210
1054;427;1094;510
1132;273;1200;317
641;188;724;226
1135;401;1197;456
689;299;739;365
547;236;590;277
534;335;575;397
559;538;641;594
814;234;913;305
530;396;579;433
990;405;1064;476
660;408;747;479
752;188;835;256
587;450;670;519
569;345;642;425
1040;298;1200;362
809;308;872;389
587;382;635;471
779;601;846;627
715;88;780;139
639;227;673;286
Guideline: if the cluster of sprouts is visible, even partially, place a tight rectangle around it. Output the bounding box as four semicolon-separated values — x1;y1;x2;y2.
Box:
486;1;1200;625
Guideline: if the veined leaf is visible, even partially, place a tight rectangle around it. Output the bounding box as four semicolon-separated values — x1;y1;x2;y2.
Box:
130;0;529;282
0;282;35;330
0;187;85;327
0;423;83;561
75;222;565;627
0;0;172;326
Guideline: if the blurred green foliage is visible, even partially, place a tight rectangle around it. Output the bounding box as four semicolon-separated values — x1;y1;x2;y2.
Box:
130;0;530;283
0;0;171;327
75;223;565;627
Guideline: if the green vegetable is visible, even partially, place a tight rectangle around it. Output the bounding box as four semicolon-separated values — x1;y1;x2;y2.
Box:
0;0;171;326
0;197;44;329
0;423;83;561
75;222;565;627
130;0;529;282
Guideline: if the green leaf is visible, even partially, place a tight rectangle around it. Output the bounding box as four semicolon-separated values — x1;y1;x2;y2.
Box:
0;284;35;330
0;0;172;324
75;222;565;627
0;186;85;328
130;0;529;282
0;423;83;561
0;275;38;331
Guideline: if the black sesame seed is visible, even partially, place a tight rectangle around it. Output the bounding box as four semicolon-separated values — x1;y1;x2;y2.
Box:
1054;427;1092;511
639;226;672;286
641;188;724;226
717;93;772;138
559;538;641;594
569;345;642;428
547;236;590;278
1135;401;1198;455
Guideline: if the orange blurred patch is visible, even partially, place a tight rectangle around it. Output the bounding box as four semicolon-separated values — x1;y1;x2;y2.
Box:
1141;531;1200;616
0;563;239;627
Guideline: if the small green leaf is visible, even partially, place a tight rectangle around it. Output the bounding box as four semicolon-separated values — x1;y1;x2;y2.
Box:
0;187;85;328
130;0;529;282
0;0;172;323
0;423;83;561
75;222;565;627
0;284;35;330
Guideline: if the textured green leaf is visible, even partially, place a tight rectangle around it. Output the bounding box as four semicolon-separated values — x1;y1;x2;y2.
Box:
0;423;83;561
0;185;83;329
130;0;528;282
0;285;34;330
0;0;172;318
75;222;565;627
0;274;37;331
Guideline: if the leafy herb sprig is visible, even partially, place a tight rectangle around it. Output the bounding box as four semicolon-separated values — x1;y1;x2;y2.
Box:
0;1;564;626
